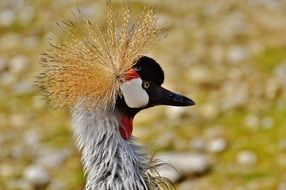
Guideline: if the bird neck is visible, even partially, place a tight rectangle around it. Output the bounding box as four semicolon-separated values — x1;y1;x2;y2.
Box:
71;105;162;190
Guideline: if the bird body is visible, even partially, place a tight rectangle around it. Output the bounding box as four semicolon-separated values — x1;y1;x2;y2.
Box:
72;103;158;190
38;2;194;190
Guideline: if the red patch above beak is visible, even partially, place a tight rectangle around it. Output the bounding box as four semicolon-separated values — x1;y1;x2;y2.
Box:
119;115;133;140
125;68;139;81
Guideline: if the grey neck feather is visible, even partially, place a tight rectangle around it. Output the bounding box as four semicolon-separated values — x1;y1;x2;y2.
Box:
71;104;166;190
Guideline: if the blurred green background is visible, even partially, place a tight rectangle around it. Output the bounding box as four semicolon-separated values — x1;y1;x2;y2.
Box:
1;0;286;189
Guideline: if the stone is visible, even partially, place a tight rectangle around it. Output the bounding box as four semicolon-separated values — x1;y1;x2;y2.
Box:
9;55;28;74
278;182;286;190
0;164;16;178
265;78;279;99
188;66;210;83
204;126;225;138
227;47;248;64
9;113;26;128
13;80;34;94
0;34;21;50
236;150;257;166
158;152;211;175
0;9;15;27
0;72;15;86
18;6;34;25
221;83;249;110
190;138;206;151
274;63;286;87
244;114;260;130
199;103;218;119
36;148;71;169
165;106;186;120
279;139;286;151
24;130;39;145
23;36;39;49
261;117;273;129
7;179;31;190
157;165;181;182
206;138;227;153
0;56;7;71
179;180;197;190
24;165;50;187
0;114;8;127
32;96;46;109
11;145;24;159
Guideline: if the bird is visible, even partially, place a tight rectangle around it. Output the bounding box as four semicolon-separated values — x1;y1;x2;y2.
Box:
37;2;195;190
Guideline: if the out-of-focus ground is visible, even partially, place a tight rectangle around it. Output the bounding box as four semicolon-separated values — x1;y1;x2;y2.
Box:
1;0;286;189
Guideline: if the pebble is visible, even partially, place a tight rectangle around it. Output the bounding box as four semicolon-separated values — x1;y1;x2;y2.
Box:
13;80;34;94
0;133;4;145
274;63;286;87
210;45;224;64
0;34;21;50
236;150;257;166
0;9;15;27
157;165;181;182
0;114;8;127
0;72;15;86
0;164;16;178
23;36;39;49
158;152;211;175
188;66;210;83
221;84;249;110
32;96;46;109
9;55;28;74
279;139;286;151
24;130;39;145
227;47;248;64
0;56;7;71
18;6;34;25
24;165;50;187
278;182;286;190
11;145;24;159
7;179;31;190
265;78;279;99
244;114;260;130
36;148;71;169
178;180;197;190
206;138;227;153
9;113;26;128
165;106;186;120
261;117;273;129
199;103;218;119
204;126;225;138
190;138;206;151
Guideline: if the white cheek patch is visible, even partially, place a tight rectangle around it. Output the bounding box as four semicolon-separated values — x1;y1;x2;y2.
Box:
120;78;149;108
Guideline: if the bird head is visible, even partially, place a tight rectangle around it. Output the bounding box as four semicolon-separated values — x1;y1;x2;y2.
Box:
37;4;195;140
116;56;195;139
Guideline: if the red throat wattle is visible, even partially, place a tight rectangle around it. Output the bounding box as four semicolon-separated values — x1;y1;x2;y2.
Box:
119;115;133;140
118;68;138;140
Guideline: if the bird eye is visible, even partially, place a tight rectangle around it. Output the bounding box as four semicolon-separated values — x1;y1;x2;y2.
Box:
142;81;150;89
134;67;141;71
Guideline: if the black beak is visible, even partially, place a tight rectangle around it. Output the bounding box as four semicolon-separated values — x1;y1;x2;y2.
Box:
148;85;195;107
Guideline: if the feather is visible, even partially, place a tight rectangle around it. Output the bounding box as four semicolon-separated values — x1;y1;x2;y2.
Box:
37;2;161;112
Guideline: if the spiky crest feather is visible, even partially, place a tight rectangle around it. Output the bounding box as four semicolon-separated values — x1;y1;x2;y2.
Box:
38;2;161;111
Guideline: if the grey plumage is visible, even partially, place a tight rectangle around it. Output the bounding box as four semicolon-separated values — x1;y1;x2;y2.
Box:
72;103;170;190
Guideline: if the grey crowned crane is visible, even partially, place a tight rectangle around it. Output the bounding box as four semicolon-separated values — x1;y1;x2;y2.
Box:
38;2;195;190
